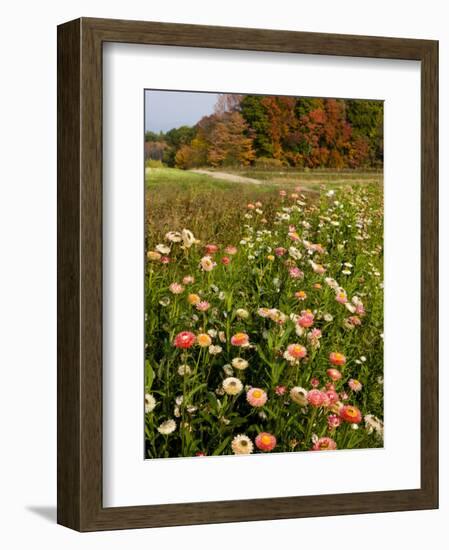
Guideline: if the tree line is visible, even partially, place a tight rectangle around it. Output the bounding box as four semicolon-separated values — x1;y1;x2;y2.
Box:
145;94;383;170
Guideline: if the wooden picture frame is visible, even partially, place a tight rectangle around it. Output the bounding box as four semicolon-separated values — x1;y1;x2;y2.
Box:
57;17;438;531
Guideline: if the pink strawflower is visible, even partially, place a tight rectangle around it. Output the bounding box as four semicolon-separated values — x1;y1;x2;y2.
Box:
169;282;184;294
340;391;349;401
298;310;314;328
275;385;287;396
325;389;339;405
231;332;249;347
307;328;322;348
348;379;363;392
307;389;326;407
288;231;300;242
310;377;320;388
279;190;287;197
353;297;366;316
205;244;219;255
221;256;231;265
255;432;277;452
289;267;303;279
274;247;286;257
327;414;341;430
329;352;346;366
309;261;326;274
312;243;325;254
286;343;307;360
321;393;331;408
160;256;170;264
312;437;337;451
335;290;348;304
225;245;237;255
246;388;268;407
199;255;216;272
173;331;196;349
195;301;210;312
247;203;255;209
347;315;362;327
182;275;195;285
327;368;342;381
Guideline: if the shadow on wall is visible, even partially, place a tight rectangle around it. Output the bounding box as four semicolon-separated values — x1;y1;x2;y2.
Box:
26;506;56;523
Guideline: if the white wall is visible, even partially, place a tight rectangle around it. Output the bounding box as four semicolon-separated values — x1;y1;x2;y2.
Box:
0;1;446;547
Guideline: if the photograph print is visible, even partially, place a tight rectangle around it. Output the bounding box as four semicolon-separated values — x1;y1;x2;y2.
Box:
144;90;384;459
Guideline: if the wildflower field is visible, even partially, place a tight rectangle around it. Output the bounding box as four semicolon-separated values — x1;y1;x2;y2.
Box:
144;168;384;458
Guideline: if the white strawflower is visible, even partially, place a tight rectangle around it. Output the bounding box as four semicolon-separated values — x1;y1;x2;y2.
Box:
155;243;171;255
178;364;191;376
165;231;182;242
222;377;243;396
157;419;176;435
289;246;302;260
223;364;234;376
232;357;249;370
364;414;384;438
209;345;223;355
144;393;156;413
231;434;254;455
199;255;216;272
181;228;196;248
235;308;249;319
290;386;308;406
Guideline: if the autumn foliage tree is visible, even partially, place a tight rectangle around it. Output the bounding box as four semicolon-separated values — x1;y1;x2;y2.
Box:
175;111;255;168
156;93;382;170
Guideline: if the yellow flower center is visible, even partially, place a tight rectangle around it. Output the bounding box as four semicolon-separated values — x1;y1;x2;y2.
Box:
261;435;271;445
252;390;262;398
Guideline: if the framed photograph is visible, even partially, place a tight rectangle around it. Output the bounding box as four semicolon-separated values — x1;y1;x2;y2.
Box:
57;17;438;531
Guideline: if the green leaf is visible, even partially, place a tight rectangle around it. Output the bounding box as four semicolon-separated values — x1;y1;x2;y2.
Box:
212;436;231;456
185;383;207;404
145;360;155;390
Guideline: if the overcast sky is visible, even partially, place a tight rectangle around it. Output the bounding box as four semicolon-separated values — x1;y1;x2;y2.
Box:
145;90;220;133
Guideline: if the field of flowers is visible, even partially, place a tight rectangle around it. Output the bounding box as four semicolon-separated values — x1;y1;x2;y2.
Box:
144;172;384;458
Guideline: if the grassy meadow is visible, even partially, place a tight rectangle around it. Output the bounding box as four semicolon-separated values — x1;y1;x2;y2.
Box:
144;166;384;458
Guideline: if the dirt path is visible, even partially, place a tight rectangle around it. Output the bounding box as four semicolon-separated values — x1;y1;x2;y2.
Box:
190;169;262;185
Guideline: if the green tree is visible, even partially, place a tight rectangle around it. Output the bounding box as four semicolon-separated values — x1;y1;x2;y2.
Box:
240;95;274;157
346;100;383;165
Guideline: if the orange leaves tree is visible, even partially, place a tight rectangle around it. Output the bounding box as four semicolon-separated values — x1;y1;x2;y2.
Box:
168;93;382;170
240;95;377;169
175;111;255;168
